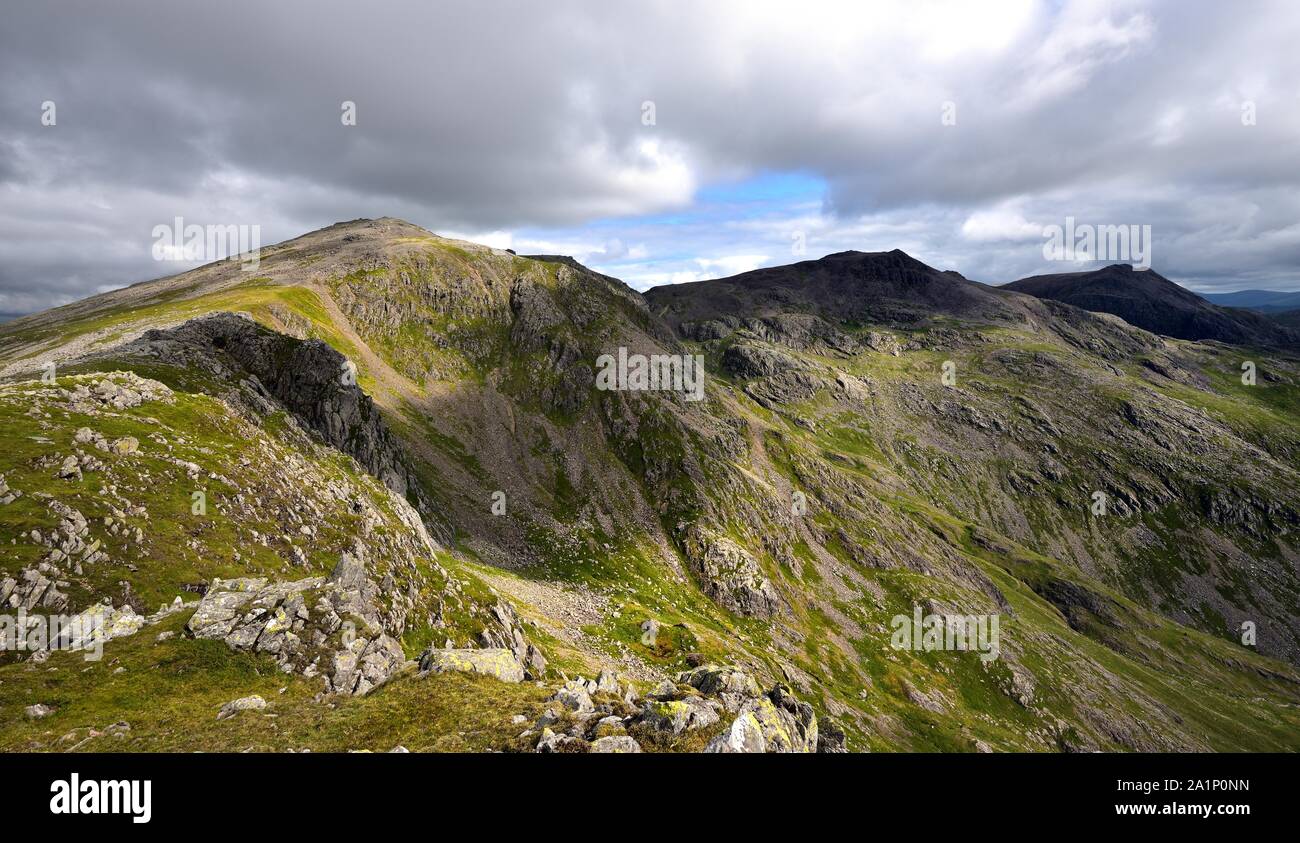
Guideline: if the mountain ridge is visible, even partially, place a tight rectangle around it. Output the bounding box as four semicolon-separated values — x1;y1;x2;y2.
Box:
4;217;1300;753
1005;263;1300;348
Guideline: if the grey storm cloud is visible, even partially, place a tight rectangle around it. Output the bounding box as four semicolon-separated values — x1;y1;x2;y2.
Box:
2;0;1300;316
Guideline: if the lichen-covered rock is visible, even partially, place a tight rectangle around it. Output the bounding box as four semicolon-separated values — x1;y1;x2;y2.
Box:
817;725;848;753
2;567;69;612
477;598;547;680
333;634;407;695
594;669;622;696
535;727;583;753
216;695;266;720
677;664;762;707
420;648;525;683
549;678;595;712
591;715;627;738
705;684;818;753
638;695;721;735
704;709;766;753
590;735;642;753
109;436;139;455
181;508;544;695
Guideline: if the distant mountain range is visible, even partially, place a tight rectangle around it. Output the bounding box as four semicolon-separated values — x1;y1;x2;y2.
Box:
1202;289;1300;312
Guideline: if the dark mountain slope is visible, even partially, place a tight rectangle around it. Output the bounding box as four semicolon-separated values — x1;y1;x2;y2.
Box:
646;249;1021;330
646;249;1166;363
1006;264;1299;347
1272;308;1300;328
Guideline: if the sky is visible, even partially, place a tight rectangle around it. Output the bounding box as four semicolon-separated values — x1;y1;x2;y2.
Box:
2;0;1300;320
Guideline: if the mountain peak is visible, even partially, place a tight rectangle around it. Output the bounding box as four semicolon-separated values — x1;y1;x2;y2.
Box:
1006;264;1298;346
645;245;1020;329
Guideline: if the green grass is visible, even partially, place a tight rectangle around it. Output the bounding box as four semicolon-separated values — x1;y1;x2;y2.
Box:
0;612;549;753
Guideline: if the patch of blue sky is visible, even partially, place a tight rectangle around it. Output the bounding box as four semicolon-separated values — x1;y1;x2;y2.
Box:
512;170;830;289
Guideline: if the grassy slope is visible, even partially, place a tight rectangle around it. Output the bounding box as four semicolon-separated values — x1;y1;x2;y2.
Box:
0;612;548;753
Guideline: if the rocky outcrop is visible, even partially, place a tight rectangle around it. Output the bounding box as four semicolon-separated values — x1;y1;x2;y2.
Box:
721;342;809;380
187;539;544;695
1;567;69;613
705;685;818;753
515;663;823;754
590;735;642;753
680;530;781;618
678;663;762;709
185;560;410;696
111;313;418;503
0;473;21;506
419;648;525;683
640;696;722;735
475;598;548;679
744;370;826;408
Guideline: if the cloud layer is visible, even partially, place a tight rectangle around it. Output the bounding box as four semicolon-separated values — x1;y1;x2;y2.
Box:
3;0;1299;316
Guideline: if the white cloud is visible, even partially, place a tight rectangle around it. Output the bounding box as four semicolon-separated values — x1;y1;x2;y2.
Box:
441;229;514;251
960;206;1044;242
695;254;771;276
5;0;1300;314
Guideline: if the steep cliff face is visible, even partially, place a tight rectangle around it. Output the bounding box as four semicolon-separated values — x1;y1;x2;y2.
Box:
114;312;420;505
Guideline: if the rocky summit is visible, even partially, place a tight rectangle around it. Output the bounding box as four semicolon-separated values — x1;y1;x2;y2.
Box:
2;217;1300;753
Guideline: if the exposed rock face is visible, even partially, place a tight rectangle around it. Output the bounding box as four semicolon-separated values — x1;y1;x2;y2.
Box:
680;531;781;618
744;370;826;409
549;678;596;712
864;331;903;356
678;663;763;710
186;556;412;696
476;598;547;679
721;342;809;379
640;696;722;735
705;685;818;753
113;313;418;503
1;567;69;612
817;725;848;753
187;536;544;695
419;648;525;683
